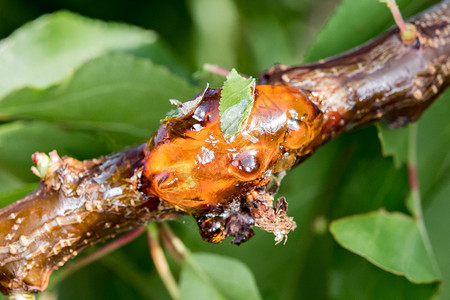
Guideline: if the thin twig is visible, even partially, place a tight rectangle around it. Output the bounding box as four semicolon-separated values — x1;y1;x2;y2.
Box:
203;64;231;77
159;223;189;259
382;0;418;43
384;0;408;32
55;226;145;282
147;224;180;300
158;224;229;298
158;224;186;264
158;225;206;281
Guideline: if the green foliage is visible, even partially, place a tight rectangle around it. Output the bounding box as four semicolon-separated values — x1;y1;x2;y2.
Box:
330;209;440;283
219;69;255;139
329;250;440;299
376;123;409;168
179;253;261;300
0;0;448;300
0;54;198;137
0;11;184;99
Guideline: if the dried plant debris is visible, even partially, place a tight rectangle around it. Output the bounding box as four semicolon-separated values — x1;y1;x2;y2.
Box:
165;84;210;121
248;191;297;245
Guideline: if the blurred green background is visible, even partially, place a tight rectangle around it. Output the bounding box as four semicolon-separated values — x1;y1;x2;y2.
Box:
0;0;340;76
0;0;448;299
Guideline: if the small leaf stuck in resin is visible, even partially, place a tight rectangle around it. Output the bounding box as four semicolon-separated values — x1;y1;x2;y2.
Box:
219;69;255;139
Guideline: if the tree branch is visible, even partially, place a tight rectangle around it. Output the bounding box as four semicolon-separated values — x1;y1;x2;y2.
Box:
0;0;448;296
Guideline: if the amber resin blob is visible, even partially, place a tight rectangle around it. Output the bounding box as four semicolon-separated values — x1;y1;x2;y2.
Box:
143;85;324;211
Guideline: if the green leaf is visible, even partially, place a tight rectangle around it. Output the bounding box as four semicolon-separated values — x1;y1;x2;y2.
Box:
179;253;262;300
420;90;450;299
329;247;439;300
376;123;409;168
416;90;450;197
330;209;440;283
0;54;199;135
425;175;450;300
219;69;255;139
0;10;182;99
